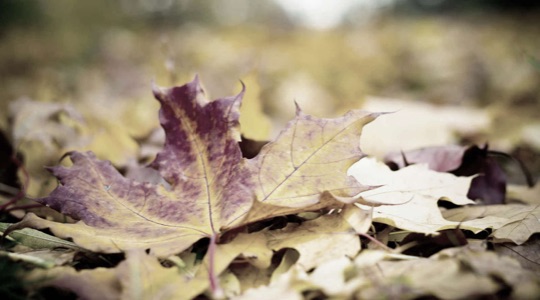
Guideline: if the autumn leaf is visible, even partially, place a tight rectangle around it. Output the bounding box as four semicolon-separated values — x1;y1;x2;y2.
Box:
24;231;275;300
7;77;380;257
348;157;476;234
7;96;155;201
443;204;540;244
263;212;361;270
385;144;509;205
360;98;492;158
384;145;467;172
25;265;120;300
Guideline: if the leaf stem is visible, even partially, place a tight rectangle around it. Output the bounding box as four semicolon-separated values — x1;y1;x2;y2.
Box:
359;232;393;252
208;233;224;299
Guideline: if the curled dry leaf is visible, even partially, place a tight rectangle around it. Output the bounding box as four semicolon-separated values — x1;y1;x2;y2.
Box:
7;77;380;257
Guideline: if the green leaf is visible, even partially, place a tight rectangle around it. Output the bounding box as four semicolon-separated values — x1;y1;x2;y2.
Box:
0;223;84;251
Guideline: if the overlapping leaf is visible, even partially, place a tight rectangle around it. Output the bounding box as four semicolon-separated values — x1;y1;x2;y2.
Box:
349;157;477;234
443;204;540;244
8;77;380;257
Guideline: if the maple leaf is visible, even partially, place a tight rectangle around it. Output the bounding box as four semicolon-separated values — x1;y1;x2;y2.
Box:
7;77;379;257
385;144;509;205
23;232;275;300
262;212;361;270
349;157;476;234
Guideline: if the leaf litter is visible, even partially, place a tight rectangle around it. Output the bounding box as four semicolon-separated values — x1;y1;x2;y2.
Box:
1;77;539;299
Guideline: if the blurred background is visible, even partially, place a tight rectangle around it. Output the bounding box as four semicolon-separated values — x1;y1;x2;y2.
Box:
1;0;539;197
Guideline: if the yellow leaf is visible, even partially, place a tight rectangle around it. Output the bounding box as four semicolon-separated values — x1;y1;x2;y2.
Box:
265;213;360;270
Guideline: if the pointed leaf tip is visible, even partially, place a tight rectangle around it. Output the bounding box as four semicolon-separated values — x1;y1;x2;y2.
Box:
294;101;303;116
18;78;382;258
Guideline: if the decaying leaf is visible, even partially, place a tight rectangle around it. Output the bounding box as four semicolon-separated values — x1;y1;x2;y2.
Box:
443;204;540;244
349;157;477;234
7;77;380;258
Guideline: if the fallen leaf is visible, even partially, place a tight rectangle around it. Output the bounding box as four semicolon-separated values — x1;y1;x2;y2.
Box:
227;246;297;293
434;244;540;299
231;263;274;293
8;98;84;197
1;249;75;269
384;145;466;172
360;98;491;158
264;213;360;270
443;204;540;244
234;264;307;300
117;250;199;300
451;145;507;205
242;105;381;225
355;253;499;299
218;269;242;298
25;265;120;300
8;97;145;199
308;256;356;296
349;157;476;234
385;144;508;205
0;222;84;251
8;77;378;258
26;250;203;300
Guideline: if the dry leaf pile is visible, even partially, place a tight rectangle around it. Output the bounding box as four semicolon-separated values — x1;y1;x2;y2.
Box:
1;77;539;299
